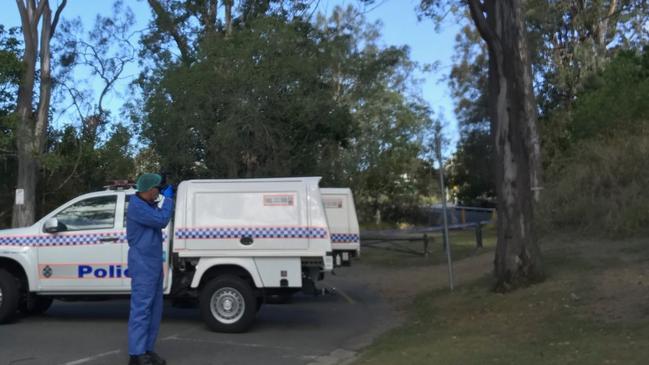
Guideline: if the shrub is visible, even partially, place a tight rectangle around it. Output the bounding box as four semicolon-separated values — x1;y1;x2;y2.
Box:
539;132;649;236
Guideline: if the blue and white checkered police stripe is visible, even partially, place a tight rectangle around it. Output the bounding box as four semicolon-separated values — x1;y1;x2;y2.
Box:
330;233;360;243
0;231;129;247
175;226;328;240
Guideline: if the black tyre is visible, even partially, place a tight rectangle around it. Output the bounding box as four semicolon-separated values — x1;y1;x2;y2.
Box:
265;293;293;304
256;297;263;312
199;275;257;333
20;296;53;315
171;297;198;309
0;269;20;324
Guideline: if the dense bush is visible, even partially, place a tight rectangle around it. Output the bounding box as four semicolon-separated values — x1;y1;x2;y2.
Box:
539;49;649;236
539;133;649;235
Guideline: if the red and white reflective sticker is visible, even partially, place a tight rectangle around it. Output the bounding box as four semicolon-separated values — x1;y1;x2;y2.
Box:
263;194;295;206
323;198;343;209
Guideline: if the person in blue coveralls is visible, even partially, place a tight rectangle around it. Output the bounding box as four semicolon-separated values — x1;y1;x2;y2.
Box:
127;173;174;365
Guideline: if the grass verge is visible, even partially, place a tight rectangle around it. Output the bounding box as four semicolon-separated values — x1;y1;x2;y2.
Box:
352;234;649;365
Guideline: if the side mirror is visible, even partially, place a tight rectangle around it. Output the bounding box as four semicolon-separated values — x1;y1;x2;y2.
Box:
44;218;60;233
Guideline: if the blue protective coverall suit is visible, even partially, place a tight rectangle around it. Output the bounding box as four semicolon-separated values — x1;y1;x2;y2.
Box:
126;195;174;356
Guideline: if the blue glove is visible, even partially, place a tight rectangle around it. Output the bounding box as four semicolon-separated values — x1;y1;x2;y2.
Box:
161;184;174;199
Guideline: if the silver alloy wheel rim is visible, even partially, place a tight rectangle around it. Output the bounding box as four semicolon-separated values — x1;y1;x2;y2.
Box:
0;286;3;308
210;287;245;324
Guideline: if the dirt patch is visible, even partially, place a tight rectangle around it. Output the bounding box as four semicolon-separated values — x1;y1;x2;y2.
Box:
577;238;649;324
588;265;649;323
540;235;649;324
353;248;493;308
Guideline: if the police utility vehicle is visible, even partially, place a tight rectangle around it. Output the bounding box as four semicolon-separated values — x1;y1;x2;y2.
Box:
320;188;361;267
0;177;334;332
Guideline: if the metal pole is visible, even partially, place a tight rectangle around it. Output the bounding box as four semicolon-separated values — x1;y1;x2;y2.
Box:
435;133;454;291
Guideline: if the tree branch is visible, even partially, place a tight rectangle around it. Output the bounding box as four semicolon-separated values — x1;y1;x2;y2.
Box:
147;0;193;65
224;0;233;37
210;0;218;25
34;2;52;149
61;82;87;122
50;0;67;39
15;0;36;51
35;0;47;21
608;0;618;17
16;0;28;22
76;37;135;116
97;56;132;116
201;0;218;32
466;0;499;50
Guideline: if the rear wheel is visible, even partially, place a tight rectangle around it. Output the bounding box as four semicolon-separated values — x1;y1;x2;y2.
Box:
200;275;257;333
0;269;20;324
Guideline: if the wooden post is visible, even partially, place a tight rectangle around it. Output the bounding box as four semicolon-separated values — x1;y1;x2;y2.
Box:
475;223;483;248
441;233;447;252
423;234;429;258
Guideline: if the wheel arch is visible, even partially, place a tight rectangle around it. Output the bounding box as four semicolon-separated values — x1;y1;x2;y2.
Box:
191;258;262;289
0;256;30;293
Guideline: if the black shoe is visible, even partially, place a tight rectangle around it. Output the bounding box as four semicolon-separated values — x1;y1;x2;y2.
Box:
129;354;154;365
146;351;167;365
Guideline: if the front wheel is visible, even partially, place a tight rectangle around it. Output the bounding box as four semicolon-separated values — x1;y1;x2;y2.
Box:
199;275;257;333
0;269;20;324
20;296;53;315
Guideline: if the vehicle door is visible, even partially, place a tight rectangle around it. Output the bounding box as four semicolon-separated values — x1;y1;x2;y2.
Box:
37;193;125;291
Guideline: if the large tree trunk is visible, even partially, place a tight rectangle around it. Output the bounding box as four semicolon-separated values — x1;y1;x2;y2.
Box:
13;1;41;227
468;0;544;290
225;0;234;36
13;0;65;227
12;126;39;227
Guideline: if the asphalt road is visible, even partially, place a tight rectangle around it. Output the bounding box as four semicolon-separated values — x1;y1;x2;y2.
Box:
0;266;394;365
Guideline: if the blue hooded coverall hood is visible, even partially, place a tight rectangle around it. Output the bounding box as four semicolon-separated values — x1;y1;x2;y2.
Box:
127;194;173;356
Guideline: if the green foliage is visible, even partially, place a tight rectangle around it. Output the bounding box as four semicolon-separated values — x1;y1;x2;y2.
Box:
143;16;355;179
0;25;22;227
527;0;649;112
139;6;435;224
0;26;22;115
0;26;21;152
448;129;494;206
0;119;136;228
540;133;649;235
139;0;316;71
39;124;135;216
539;49;649;235
440;1;649;211
569;49;649;141
0;3;438;228
6;2;141;226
